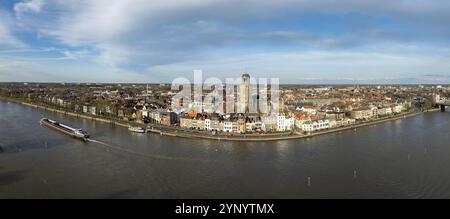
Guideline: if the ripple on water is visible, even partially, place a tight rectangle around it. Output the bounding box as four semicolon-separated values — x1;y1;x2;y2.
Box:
3;100;450;198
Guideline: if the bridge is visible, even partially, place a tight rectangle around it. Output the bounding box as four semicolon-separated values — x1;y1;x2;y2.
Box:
436;100;450;112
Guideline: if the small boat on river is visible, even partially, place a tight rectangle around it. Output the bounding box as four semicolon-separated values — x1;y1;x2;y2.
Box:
128;127;146;133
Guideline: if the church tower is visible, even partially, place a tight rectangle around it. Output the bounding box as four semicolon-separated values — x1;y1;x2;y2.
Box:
241;73;250;113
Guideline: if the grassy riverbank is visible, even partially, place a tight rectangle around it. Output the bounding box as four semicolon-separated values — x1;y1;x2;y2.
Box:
0;96;131;128
22;102;132;128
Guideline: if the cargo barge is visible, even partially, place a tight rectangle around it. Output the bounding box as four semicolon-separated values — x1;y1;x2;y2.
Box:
40;118;90;140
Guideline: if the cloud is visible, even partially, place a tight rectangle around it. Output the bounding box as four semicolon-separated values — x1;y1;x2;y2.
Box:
32;1;450;63
14;0;44;15
0;57;142;83
0;15;26;48
145;50;450;83
3;0;450;82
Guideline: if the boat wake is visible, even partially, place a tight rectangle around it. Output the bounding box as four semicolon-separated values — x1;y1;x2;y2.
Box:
86;138;201;161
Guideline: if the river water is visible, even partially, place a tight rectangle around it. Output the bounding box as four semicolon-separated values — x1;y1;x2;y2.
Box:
1;100;450;198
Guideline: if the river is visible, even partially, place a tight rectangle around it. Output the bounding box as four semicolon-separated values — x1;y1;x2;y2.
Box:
1;100;450;198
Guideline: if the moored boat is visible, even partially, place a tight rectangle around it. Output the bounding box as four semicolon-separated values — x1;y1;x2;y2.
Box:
128;127;146;133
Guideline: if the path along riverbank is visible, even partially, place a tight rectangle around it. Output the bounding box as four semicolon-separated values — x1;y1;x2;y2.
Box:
1;97;440;142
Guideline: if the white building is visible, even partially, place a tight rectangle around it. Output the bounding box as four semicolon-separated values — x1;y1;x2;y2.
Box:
148;110;161;123
141;106;149;118
83;106;89;113
224;121;233;132
393;105;403;113
300;106;317;115
301;120;331;132
277;115;286;131
435;94;441;103
370;106;378;118
90;106;97;115
285;117;295;130
329;120;338;127
329;119;355;127
205;119;211;130
141;110;149;118
385;107;393;115
295;119;308;129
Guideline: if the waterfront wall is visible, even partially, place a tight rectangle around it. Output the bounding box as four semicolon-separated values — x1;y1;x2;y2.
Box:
151;110;431;142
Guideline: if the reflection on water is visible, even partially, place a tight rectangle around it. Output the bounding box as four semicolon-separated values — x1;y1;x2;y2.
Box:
1;100;450;198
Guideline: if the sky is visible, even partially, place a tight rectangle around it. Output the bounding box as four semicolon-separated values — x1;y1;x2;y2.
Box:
0;0;450;84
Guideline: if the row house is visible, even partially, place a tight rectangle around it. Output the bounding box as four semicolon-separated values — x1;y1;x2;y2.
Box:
83;105;89;113
82;105;100;115
56;98;68;107
147;110;162;124
294;112;311;129
261;115;277;132
285;117;295;131
221;118;245;133
205;117;221;131
329;118;356;127
370;105;378;118
74;104;81;112
276;115;295;132
297;105;318;115
245;121;262;132
377;107;393;116
160;112;178;126
223;121;235;133
105;106;113;115
301;120;331;132
237;118;246;133
133;110;143;122
180;115;193;129
118;109;124;118
246;121;255;132
190;118;201;130
351;107;373;120
141;106;150;118
325;112;345;120
392;104;403;113
277;115;286;131
204;118;211;130
181;114;221;131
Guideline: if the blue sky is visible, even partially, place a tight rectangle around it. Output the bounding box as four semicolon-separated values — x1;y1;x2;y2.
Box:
0;0;450;83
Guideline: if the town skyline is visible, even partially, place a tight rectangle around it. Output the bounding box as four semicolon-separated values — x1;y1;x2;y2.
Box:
2;72;447;138
2;80;450;85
